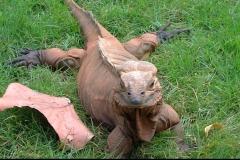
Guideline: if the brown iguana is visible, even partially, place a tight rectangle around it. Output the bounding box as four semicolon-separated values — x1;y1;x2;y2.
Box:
7;0;191;158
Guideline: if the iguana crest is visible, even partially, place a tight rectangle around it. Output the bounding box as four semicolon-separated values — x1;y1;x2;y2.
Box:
98;36;137;74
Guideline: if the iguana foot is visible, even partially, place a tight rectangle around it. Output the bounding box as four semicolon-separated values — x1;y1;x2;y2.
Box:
7;48;41;71
176;139;197;152
156;21;190;42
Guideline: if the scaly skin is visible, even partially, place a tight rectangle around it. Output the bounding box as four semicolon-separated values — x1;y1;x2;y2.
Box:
7;0;191;158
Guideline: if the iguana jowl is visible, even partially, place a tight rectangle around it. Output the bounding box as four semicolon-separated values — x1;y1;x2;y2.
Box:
7;0;190;158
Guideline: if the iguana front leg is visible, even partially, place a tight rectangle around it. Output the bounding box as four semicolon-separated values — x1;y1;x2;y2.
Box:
123;21;190;60
106;125;133;158
7;48;86;70
156;103;190;151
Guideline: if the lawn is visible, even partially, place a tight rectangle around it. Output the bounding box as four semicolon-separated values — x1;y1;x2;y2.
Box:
0;0;240;158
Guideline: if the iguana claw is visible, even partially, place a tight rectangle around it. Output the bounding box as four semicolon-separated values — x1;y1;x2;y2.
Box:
176;139;197;152
19;48;35;55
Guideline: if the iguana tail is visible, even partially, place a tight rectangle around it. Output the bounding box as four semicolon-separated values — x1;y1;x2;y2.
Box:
63;0;106;47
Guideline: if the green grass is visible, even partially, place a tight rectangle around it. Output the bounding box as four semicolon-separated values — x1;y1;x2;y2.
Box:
0;0;240;158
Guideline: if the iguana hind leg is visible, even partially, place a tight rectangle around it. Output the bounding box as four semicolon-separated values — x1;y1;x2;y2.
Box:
123;21;190;60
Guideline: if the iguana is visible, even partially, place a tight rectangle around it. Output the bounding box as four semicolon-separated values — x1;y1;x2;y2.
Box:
7;0;191;158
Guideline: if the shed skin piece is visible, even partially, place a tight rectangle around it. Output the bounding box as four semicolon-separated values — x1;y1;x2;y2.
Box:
0;82;94;149
7;0;191;158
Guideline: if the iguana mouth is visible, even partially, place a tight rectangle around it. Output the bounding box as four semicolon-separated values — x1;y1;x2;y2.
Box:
114;90;162;109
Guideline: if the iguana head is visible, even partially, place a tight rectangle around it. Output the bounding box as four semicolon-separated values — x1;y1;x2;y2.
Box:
98;36;163;108
114;60;163;108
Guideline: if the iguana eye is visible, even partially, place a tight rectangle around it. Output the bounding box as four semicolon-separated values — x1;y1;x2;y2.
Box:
149;81;155;89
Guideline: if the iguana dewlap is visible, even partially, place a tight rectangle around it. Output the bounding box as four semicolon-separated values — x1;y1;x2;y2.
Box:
7;0;190;158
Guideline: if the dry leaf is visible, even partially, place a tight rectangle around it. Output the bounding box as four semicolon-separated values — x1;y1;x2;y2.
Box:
204;123;223;136
0;82;94;149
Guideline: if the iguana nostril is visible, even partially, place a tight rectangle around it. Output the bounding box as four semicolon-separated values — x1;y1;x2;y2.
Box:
141;92;145;95
127;92;131;96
